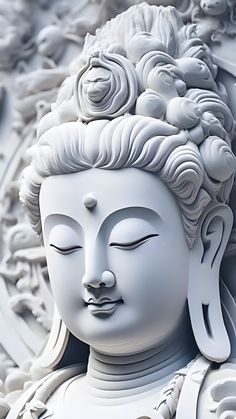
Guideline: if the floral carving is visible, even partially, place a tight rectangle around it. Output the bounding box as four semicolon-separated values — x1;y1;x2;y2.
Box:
75;52;138;121
183;0;236;44
0;1;35;71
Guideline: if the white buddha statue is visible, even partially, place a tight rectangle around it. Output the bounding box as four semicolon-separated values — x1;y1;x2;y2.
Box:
7;3;236;418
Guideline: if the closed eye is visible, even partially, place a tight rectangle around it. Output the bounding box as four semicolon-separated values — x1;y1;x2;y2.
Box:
50;244;82;254
110;234;159;250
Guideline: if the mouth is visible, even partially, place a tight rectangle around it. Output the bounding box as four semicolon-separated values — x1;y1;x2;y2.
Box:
203;3;218;9
85;298;123;316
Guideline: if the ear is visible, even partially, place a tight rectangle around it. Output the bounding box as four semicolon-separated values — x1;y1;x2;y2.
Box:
188;203;233;362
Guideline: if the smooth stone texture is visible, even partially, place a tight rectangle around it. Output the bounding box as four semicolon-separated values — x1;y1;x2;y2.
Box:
4;2;236;418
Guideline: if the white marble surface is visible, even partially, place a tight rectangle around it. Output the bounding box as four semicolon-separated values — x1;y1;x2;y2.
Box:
0;1;236;418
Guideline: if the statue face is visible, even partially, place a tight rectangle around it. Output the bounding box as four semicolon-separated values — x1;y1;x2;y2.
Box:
200;0;227;15
83;67;111;102
40;168;190;355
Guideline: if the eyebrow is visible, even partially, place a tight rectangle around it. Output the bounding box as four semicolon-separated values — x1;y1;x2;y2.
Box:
99;207;161;234
44;207;161;238
43;213;82;242
45;214;80;224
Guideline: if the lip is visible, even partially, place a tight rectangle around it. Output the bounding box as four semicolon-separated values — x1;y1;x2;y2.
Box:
85;299;123;316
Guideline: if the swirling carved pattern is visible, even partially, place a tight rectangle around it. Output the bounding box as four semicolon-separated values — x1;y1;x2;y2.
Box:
75;52;138;121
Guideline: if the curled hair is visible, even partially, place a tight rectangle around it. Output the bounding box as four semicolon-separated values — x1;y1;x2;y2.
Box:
21;114;234;248
20;3;236;249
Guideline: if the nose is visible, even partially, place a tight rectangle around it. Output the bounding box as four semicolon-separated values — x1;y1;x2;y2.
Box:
82;239;115;290
82;270;116;290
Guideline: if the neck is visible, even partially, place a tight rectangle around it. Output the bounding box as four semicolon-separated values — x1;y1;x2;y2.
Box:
85;322;196;398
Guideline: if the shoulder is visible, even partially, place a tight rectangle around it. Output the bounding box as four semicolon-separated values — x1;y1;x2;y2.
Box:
6;364;86;419
197;362;236;418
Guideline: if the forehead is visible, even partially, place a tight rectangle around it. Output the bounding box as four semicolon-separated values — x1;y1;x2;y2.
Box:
86;67;110;80
39;168;180;226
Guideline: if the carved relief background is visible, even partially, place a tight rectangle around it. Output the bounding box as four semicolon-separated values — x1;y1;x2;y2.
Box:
0;0;236;416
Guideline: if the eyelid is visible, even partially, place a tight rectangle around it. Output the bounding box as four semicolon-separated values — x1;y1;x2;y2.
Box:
109;233;159;249
49;244;82;254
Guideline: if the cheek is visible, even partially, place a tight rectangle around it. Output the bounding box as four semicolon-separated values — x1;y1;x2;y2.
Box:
110;240;188;281
46;250;85;310
108;244;157;292
109;240;189;310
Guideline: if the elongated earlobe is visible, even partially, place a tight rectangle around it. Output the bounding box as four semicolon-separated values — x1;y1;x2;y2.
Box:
188;204;233;362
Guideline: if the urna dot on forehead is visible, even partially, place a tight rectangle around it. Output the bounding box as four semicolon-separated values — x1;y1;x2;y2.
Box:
82;193;97;210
